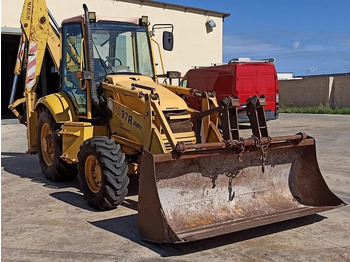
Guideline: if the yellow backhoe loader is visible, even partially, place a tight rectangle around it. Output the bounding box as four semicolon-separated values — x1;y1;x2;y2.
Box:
9;0;345;243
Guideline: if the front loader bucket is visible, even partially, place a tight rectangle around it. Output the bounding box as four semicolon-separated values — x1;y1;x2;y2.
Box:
138;137;345;243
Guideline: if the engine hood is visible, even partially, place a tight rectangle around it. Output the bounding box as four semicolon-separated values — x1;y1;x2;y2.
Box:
104;75;188;112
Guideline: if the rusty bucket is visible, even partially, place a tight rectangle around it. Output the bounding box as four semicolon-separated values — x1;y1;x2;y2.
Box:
138;136;345;243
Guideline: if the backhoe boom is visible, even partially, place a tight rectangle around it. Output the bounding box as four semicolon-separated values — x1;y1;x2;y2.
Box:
9;0;60;152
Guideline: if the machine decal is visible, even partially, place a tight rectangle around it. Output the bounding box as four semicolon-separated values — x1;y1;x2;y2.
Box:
26;41;38;89
15;36;26;74
108;99;143;130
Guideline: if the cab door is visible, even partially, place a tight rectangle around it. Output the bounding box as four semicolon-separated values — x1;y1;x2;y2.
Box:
61;22;87;115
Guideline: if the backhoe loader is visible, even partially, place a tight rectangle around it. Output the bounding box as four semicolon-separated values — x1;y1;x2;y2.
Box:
9;0;345;243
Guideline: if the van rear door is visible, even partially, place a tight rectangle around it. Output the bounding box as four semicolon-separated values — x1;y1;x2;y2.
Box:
256;63;277;115
236;63;277;120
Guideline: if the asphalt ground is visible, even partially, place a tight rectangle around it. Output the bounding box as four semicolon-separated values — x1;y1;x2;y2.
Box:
2;114;350;262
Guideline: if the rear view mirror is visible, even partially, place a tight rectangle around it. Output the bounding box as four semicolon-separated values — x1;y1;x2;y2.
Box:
163;31;174;51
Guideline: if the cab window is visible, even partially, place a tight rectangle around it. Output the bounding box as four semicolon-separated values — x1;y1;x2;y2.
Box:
61;23;87;115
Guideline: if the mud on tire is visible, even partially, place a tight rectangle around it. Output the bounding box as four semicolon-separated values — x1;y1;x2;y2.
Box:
78;137;129;210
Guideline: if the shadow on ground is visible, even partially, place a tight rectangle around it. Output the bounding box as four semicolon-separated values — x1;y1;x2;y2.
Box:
1;152;79;189
50;191;139;212
90;213;326;257
1;151;330;257
1;152;139;210
1;152;139;194
49;191;96;211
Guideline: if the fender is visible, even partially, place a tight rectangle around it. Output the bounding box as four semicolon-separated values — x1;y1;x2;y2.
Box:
36;92;77;123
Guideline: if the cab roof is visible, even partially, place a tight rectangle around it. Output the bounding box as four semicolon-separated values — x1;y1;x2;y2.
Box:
62;15;139;25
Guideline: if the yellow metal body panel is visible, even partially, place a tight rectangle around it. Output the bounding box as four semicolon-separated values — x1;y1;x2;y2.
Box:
14;34;26;75
104;74;221;154
112;135;143;155
149;29;159;81
104;75;200;154
151;38;165;76
47;26;61;69
159;132;196;153
151;100;177;149
60;122;108;163
108;97;152;149
149;127;167;154
104;75;188;113
168;114;191;120
161;84;195;96
36;92;77;123
8;98;26;122
60;122;93;163
21;0;50;92
26;92;38;153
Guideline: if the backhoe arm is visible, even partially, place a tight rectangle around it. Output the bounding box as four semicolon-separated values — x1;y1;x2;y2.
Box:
9;0;60;153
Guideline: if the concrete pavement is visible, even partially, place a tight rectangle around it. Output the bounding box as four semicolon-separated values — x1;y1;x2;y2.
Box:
2;114;350;261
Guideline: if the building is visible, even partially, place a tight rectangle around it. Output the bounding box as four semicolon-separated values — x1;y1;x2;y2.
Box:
1;0;230;118
277;72;295;80
277;72;302;81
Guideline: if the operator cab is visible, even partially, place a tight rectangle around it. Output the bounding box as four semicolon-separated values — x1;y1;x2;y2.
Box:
61;16;154;115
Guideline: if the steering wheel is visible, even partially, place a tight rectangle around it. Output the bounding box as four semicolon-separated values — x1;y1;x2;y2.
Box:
104;57;122;66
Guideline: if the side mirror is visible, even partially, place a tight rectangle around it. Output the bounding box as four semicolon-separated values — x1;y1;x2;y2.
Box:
163;31;174;51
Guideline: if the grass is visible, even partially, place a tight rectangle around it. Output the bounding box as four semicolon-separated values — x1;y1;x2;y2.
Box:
280;106;350;115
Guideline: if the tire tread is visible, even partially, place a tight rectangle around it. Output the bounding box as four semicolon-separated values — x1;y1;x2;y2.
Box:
78;137;129;210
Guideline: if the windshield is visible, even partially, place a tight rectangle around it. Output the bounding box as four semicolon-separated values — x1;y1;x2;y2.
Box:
91;22;154;79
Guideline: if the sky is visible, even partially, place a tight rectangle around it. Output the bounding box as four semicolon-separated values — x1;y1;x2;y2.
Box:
155;0;350;76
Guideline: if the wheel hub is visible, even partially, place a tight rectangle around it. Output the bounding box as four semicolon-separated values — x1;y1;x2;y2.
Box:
41;123;54;166
85;155;102;193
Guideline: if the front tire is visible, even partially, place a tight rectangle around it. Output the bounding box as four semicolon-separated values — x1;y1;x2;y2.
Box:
78;137;129;210
37;108;77;181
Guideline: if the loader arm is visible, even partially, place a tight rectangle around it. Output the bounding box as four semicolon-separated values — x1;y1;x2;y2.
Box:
161;83;221;142
103;79;196;154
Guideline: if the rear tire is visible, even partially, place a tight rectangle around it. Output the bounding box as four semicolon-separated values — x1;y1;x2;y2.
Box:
37;108;77;181
78;137;129;210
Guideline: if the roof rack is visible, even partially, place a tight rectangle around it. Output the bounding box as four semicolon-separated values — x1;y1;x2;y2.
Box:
228;58;276;64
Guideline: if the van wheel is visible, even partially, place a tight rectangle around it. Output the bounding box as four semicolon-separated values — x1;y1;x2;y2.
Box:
37;108;77;181
78;137;129;210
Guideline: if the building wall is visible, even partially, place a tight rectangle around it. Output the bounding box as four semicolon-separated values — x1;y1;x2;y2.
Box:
333;76;350;108
279;75;350;108
277;73;294;80
1;0;224;75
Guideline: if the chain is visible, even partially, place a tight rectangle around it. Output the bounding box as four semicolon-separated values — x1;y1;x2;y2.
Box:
224;138;246;163
237;137;245;163
252;135;272;173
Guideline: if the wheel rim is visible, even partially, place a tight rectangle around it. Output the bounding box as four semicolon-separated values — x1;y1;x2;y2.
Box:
85;155;102;193
41;123;54;166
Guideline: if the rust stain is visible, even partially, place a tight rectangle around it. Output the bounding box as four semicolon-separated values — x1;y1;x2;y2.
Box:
234;206;241;212
183;218;213;229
